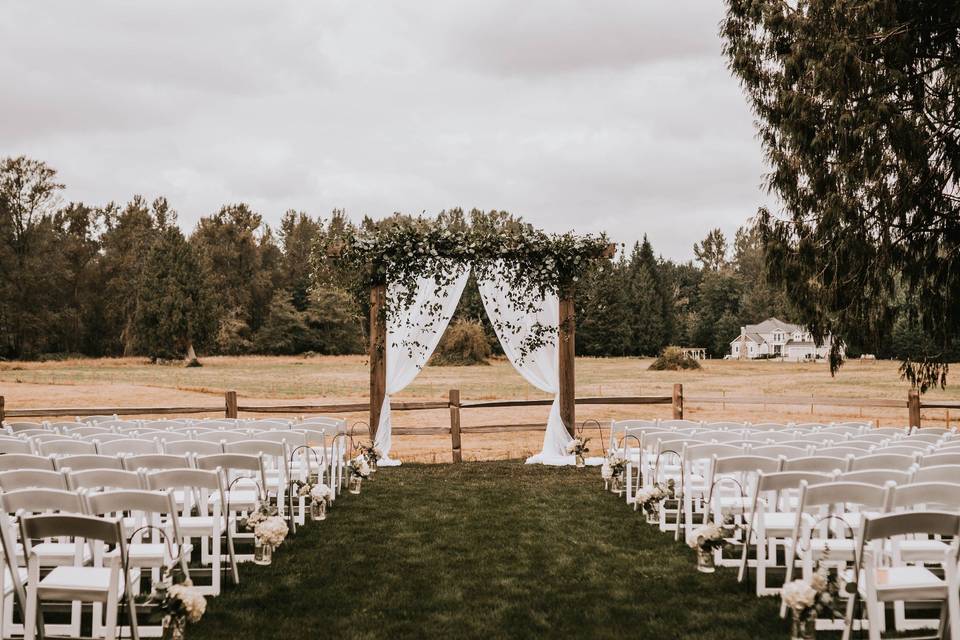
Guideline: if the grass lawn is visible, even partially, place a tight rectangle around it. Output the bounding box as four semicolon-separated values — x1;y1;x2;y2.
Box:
190;462;790;639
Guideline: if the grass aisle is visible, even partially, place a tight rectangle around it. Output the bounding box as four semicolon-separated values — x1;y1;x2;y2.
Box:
191;462;788;639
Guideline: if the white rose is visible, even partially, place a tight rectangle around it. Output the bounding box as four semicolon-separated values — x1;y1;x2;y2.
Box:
782;580;817;611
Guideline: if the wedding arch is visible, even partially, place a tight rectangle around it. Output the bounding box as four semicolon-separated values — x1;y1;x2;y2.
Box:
318;210;614;465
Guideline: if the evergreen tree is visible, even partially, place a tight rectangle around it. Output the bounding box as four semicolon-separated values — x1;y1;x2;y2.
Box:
132;222;215;361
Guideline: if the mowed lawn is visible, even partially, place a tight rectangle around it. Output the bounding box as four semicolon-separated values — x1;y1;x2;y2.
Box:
190;462;788;640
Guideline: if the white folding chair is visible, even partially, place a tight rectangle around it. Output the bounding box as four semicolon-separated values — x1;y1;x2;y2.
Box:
0;438;35;455
0;454;54;472
844;511;960;640
738;471;834;595
195;453;269;558
850;453;918;472
163;440;222;457
144;469;238;596
21;513;139;640
914;464;960;484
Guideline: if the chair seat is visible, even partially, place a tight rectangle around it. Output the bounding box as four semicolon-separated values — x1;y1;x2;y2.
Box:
37;566;121;602
106;542;189;567
715;496;752;509
834;511;882;533
209;490;258;509
866;566;948;602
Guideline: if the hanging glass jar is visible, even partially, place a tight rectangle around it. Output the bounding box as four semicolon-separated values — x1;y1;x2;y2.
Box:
349;475;363;495
696;547;715;573
254;538;273;566
575;453;585;468
310;499;327;521
163;615;186;640
790;611;816;640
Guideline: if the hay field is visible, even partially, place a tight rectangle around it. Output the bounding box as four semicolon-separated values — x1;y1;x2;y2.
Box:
1;356;958;462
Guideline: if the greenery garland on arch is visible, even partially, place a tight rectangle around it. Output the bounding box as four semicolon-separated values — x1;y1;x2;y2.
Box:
312;209;611;360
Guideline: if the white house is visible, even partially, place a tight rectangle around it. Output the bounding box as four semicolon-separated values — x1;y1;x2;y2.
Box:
729;317;836;361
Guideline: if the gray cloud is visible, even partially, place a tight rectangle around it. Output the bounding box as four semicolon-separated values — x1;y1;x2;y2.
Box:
1;0;772;260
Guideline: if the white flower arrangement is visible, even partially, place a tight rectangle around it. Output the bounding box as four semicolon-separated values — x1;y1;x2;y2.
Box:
166;583;207;623
606;452;627;478
310;483;333;502
781;579;818;612
600;461;613;480
686;522;725;551
781;565;840;621
635;485;665;508
565;436;589;456
254;515;289;548
350;455;371;478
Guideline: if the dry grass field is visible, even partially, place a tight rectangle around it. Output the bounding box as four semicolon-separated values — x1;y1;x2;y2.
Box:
2;355;958;462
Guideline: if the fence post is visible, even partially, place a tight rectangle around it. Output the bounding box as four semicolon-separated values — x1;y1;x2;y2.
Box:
908;389;921;429
225;390;238;419
0;396;4;423
672;383;683;420
449;389;462;463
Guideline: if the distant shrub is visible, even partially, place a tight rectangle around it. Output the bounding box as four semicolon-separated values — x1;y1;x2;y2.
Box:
648;346;702;371
431;320;492;366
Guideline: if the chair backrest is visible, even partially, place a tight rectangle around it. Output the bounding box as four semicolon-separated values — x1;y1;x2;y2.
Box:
68;468;144;491
163;439;223;456
248;419;292;430
122;453;192;472
4;421;45;433
77;415;117;425
195;453;265;479
0;453;54;471
684;443;746;464
0;469;68;490
2;487;85;515
62;425;114;438
21;513;124;546
712;454;782;476
907;433;946;445
86;489;179;523
659;419;702;429
820;425;865;436
0;438;34;455
298;416;345;427
781;455;850;473
750;445;810;459
874;445;931;457
224;439;287;458
800;480;892;512
873;426;909;436
96;438;159;456
849;453;917;471
195;431;249;444
194;420;239;430
829;441;874;451
860;510;960;543
837;468;912;486
757;470;835;493
145;468;222;492
703;421;749;430
816;446;873;458
255;430;308;447
749;422;791;430
920;453;960;468
53;454;124;472
37;438;97;457
696;431;743;443
890;482;960;510
913;464;960;484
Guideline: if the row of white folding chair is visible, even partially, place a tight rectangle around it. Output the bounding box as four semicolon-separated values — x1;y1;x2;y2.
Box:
781;480;960;637
0;466;242;598
0;502;141;640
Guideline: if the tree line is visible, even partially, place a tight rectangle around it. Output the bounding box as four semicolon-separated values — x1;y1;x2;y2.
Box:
0;156;947;363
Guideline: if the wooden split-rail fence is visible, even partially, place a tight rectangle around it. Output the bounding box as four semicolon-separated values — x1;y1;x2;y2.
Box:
2;386;958;463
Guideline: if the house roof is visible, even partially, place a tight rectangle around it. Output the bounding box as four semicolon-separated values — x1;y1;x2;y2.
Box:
785;340;816;347
730;333;764;345
744;317;802;334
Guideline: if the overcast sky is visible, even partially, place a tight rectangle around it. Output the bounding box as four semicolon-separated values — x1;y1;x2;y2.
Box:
1;1;773;261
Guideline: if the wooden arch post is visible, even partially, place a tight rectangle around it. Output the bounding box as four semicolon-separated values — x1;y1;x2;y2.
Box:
369;284;387;441
558;295;576;436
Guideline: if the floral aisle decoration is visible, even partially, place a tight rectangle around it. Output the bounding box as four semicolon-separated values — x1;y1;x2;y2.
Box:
357;441;383;473
348;454;371;495
565;435;590;468
294;479;334;521
253;515;289;566
143;561;206;640
686;522;725;573
781;562;842;639
601;452;627;494
634;485;666;524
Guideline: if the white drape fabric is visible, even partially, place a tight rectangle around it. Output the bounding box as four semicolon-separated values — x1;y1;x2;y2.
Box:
475;277;574;465
373;266;470;466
